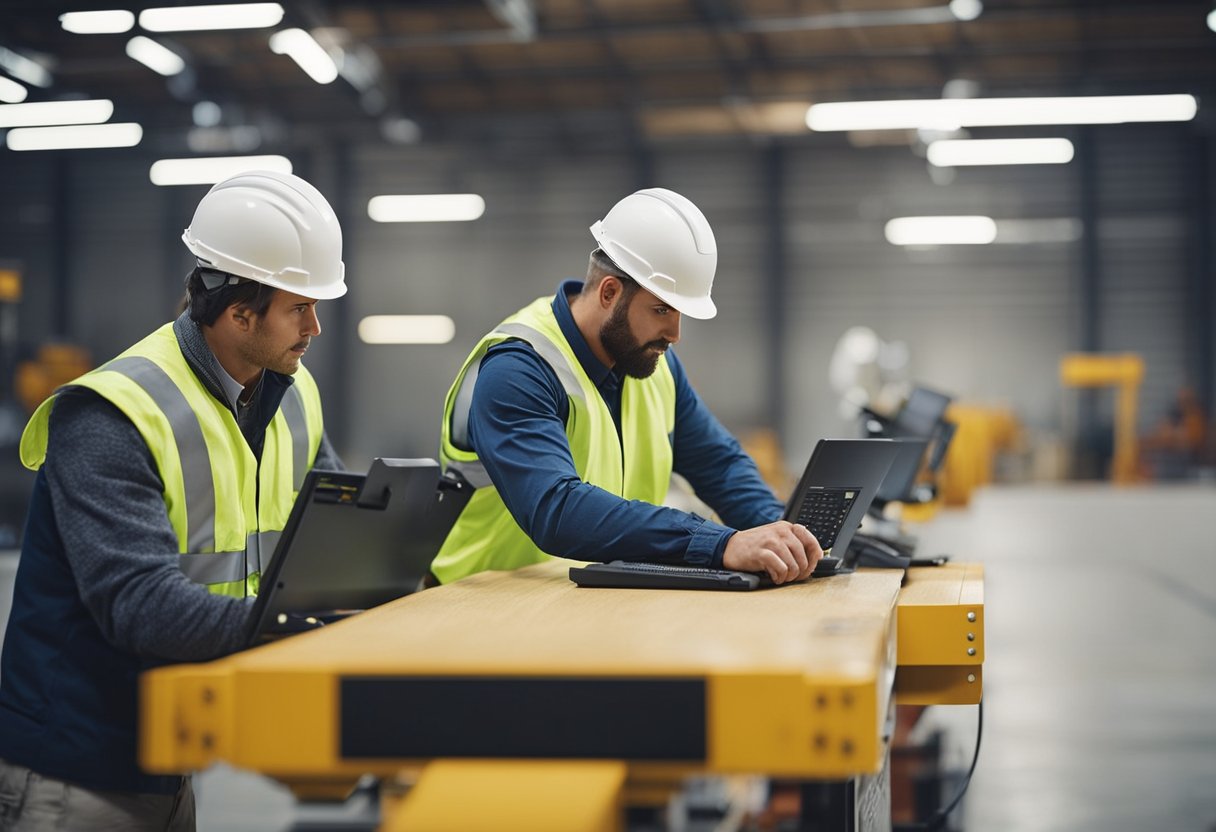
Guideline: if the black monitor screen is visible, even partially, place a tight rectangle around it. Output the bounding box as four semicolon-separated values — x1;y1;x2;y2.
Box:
892;387;953;438
875;438;931;504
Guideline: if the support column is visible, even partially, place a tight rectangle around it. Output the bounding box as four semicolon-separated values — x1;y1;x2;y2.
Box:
1188;135;1215;415
763;142;787;444
1074;127;1102;478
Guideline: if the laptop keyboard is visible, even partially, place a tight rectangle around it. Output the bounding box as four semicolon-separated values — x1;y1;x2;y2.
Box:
792;486;861;553
570;561;763;590
568;556;843;591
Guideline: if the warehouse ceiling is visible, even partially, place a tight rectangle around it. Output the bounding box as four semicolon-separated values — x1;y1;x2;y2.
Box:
1;0;1214;153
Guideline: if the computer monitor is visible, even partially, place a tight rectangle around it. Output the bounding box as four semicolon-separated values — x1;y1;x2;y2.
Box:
873;437;931;506
890;386;953;439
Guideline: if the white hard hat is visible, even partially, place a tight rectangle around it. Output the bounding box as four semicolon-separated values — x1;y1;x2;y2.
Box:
590;187;717;320
182;170;346;300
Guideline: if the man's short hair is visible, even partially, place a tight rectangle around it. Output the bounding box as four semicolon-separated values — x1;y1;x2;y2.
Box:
584;249;640;301
184;268;276;326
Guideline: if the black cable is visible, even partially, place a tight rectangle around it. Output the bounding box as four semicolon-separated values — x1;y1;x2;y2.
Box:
893;698;983;832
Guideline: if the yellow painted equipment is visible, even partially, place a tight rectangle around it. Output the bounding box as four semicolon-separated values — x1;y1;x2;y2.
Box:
1060;352;1144;484
893;563;984;705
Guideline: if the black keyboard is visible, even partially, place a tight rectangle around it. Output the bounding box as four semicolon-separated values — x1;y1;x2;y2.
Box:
791;486;861;553
568;557;843;591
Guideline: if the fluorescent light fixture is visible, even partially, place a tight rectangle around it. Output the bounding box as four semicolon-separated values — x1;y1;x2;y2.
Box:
358;315;456;345
1209;9;1216;33
885;216;997;246
269;28;338;84
149;155;292;186
0;76;26;104
808;94;1198;131
928;137;1075;167
948;0;982;21
139;3;283;32
125;36;185;76
0;47;52;88
368;194;486;223
6;123;143;151
0;99;113;128
59;10;135;34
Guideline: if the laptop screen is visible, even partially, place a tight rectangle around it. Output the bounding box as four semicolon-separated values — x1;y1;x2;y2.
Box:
782;439;901;561
891;387;952;438
245;458;469;645
874;437;931;505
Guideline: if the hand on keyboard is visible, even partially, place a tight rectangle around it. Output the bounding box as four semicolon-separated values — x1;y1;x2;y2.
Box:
722;520;824;584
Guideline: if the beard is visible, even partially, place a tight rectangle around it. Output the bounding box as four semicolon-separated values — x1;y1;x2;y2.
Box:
241;320;308;376
599;299;668;379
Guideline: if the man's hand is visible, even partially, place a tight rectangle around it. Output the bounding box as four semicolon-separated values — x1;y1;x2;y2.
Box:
722;521;822;584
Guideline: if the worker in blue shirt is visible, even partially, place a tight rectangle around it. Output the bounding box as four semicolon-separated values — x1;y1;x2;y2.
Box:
432;187;822;585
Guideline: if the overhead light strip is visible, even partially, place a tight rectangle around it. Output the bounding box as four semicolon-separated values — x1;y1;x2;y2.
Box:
885;216;997;246
59;10;136;34
358;315;457;345
268;29;338;85
150;155;293;186
6;123;143;151
126;36;186;76
0;99;114;128
927;138;1075;167
808;94;1198;132
139;3;283;32
0;76;27;104
368;194;486;223
0;47;52;88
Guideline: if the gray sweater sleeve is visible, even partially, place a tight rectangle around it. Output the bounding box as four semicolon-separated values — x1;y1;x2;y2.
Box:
44;389;255;662
313;430;345;472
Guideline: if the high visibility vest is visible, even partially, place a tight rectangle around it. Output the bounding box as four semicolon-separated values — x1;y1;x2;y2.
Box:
19;323;323;597
432;296;676;583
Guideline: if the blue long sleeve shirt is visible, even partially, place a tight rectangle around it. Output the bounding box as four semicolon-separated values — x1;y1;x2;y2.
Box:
466;280;784;568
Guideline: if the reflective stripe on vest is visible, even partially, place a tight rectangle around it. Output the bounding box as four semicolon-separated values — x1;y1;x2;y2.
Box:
104;356;218;554
279;384;311;493
445;320;586;491
177;530;282;583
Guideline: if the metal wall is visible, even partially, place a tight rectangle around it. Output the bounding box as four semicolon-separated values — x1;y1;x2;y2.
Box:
1;123;1209;475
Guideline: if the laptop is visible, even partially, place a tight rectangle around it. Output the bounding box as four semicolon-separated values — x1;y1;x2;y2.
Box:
889;387;953;439
568;438;902;591
872;437;932;510
244;458;470;645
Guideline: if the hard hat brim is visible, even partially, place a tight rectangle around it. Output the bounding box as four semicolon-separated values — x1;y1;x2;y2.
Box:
637;278;717;320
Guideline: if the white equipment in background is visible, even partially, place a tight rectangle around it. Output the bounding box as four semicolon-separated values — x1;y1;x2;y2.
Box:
828;325;911;421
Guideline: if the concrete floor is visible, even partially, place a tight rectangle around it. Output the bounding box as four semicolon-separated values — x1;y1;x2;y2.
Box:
914;484;1216;832
2;483;1215;830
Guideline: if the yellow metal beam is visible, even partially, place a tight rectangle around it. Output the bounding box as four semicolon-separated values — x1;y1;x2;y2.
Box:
385;760;626;832
891;563;983;704
895;666;982;705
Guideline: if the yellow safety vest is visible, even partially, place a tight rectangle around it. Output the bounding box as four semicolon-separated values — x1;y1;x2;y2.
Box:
432;295;676;583
19;323;323;597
